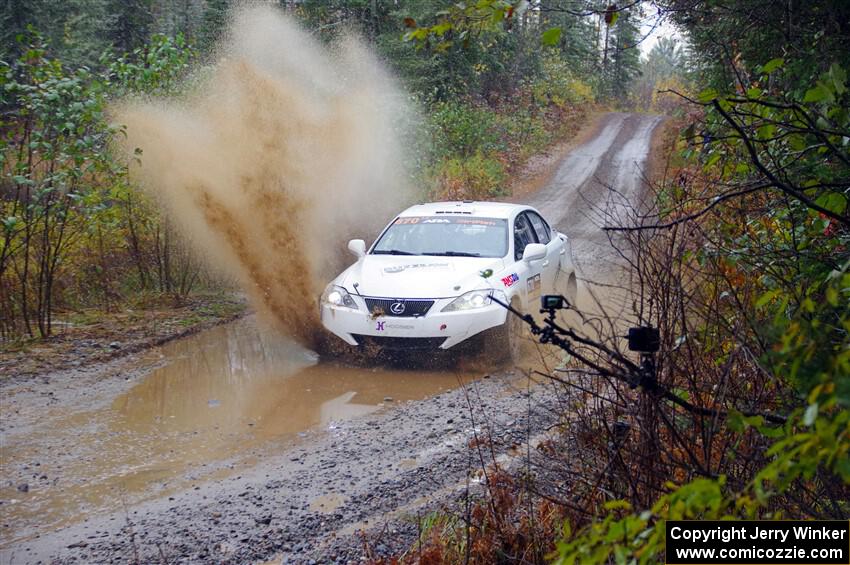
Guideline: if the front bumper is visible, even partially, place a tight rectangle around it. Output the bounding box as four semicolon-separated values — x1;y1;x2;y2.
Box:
320;295;508;350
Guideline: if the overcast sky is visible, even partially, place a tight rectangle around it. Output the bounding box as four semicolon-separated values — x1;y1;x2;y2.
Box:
638;9;682;57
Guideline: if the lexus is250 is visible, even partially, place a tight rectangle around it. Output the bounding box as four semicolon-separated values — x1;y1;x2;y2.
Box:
319;201;577;359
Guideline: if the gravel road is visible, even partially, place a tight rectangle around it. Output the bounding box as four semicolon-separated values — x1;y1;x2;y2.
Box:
0;112;663;565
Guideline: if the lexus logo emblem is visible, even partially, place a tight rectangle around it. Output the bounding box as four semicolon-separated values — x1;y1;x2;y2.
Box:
390;301;406;315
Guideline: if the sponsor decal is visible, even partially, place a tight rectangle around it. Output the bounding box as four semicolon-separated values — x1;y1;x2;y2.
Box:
527;273;541;295
375;321;412;331
501;273;520;287
439;324;447;331
455;218;498;226
393;216;503;227
383;262;450;274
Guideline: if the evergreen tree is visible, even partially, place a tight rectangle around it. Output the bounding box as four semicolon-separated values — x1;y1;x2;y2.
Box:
601;7;641;101
661;0;850;90
65;0;115;65
544;8;598;80
108;0;154;54
200;0;230;52
644;36;684;82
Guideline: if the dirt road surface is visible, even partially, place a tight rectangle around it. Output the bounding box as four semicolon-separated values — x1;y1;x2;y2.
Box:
0;112;663;564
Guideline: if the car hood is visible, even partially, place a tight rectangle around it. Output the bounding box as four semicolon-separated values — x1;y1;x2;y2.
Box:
337;255;508;299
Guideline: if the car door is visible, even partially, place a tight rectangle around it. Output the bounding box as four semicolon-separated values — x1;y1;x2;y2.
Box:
512;212;544;307
525;210;561;294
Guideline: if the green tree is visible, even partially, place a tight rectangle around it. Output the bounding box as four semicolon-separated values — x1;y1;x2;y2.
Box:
544;8;599;81
200;0;230;52
0;30;198;338
635;36;691;109
661;0;850;91
107;0;154;54
644;37;685;82
601;8;642;101
1;32;116;336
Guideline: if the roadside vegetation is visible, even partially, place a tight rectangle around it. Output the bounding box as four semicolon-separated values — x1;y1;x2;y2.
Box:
393;1;850;563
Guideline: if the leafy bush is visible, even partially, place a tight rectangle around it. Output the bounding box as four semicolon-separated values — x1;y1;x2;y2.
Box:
533;55;595;108
432;152;507;200
429;100;503;158
0;31;202;339
422;76;590;202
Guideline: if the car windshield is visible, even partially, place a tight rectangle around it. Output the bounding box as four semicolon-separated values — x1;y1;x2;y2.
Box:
372;216;508;258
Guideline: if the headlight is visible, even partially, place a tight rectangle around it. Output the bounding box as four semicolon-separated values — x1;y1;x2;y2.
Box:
441;289;504;312
321;284;358;309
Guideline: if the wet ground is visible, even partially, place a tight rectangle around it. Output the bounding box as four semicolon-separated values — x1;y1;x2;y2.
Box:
0;112;663;564
1;317;472;548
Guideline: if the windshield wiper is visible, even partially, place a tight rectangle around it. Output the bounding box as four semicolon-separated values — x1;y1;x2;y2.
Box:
372;249;415;255
422;251;481;257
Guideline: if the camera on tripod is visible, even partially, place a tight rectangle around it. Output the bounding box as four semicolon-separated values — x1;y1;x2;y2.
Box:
541;294;568;311
626;326;660;353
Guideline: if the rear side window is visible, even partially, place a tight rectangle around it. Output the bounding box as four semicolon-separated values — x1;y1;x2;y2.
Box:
526;211;551;244
514;213;538;260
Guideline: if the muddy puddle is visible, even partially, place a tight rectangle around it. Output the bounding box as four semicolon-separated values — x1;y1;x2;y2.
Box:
0;317;474;545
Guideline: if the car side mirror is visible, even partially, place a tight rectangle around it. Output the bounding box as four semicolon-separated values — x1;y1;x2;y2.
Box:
522;243;546;263
348;239;366;258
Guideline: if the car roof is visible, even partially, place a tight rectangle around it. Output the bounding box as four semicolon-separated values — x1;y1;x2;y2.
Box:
397;201;528;220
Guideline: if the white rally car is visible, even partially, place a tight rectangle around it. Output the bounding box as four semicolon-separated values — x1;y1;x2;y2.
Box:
320;201;576;357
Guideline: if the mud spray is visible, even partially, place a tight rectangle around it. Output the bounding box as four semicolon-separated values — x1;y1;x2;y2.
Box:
115;6;416;347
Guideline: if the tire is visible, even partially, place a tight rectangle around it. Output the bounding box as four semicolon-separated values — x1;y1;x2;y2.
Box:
485;298;525;364
554;265;579;308
566;272;578;307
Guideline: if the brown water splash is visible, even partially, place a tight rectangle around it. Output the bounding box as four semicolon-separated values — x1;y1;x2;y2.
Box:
115;6;416;345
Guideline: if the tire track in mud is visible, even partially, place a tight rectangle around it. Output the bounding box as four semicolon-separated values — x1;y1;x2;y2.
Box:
528;112;664;322
528;112;664;279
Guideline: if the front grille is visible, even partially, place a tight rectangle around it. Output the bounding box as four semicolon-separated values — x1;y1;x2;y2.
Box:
364;298;434;317
353;335;447;350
